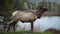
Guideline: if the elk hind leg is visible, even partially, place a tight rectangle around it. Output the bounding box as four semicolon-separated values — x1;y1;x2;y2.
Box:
7;23;12;32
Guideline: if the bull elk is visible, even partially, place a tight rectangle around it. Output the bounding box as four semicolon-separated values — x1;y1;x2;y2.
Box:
7;5;48;32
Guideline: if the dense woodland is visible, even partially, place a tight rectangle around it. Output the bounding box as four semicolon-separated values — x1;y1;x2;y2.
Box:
0;0;60;15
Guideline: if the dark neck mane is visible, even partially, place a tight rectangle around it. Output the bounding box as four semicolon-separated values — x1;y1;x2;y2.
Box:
36;7;45;18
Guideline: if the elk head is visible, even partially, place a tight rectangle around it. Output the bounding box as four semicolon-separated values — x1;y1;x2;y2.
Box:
36;5;48;18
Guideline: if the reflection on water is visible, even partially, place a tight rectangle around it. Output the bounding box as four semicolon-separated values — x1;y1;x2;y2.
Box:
16;16;60;32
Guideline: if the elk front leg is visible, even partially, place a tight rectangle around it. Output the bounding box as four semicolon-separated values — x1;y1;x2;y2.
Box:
31;22;33;31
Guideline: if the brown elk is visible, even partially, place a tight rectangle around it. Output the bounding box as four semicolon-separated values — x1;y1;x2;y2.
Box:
7;5;48;32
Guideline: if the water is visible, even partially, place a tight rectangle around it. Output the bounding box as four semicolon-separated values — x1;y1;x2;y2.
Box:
16;16;60;32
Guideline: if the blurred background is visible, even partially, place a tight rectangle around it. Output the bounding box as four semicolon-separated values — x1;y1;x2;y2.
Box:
0;0;60;33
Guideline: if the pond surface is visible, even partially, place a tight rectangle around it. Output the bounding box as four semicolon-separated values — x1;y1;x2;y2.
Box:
16;16;60;32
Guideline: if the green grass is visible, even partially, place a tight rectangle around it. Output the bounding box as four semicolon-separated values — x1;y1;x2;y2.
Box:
0;31;53;34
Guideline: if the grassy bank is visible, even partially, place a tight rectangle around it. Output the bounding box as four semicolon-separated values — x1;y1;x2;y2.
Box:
0;31;52;34
42;11;60;16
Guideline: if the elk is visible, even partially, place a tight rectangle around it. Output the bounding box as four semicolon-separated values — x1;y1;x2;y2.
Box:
7;5;48;32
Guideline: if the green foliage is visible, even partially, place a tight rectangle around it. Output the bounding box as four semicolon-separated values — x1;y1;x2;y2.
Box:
0;0;15;22
23;2;28;9
0;0;14;11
